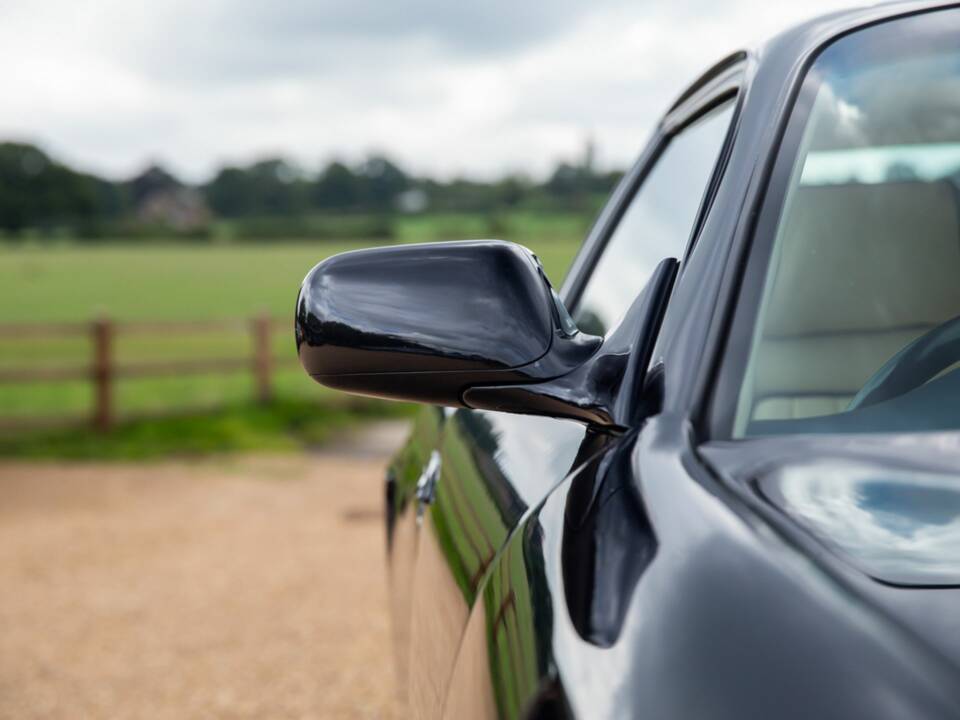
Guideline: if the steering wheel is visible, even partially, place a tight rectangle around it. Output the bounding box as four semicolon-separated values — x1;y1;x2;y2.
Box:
848;314;960;411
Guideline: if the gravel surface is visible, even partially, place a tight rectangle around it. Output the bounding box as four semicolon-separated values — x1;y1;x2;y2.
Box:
0;423;410;719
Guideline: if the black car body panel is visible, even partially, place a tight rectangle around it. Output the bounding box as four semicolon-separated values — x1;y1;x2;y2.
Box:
389;407;593;716
443;416;960;719
702;432;960;671
298;2;960;717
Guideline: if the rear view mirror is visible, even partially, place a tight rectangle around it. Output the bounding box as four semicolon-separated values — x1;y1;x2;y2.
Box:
296;240;600;406
296;240;677;428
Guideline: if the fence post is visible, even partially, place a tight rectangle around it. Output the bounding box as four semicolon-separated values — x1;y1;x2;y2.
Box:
92;317;114;431
252;314;272;404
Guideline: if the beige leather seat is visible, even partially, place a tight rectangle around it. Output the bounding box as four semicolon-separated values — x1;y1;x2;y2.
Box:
746;180;960;422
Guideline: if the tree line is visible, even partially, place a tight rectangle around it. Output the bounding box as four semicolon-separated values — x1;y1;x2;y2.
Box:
0;141;623;239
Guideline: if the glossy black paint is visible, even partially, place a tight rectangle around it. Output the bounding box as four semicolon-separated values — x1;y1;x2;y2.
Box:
464;258;677;428
297;239;675;428
296;240;599;405
394;408;592;717
560;428;654;647
444;417;960;719
296;3;960;718
701;431;960;670
297;239;603;410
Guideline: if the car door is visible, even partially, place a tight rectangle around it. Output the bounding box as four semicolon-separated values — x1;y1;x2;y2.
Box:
388;87;740;719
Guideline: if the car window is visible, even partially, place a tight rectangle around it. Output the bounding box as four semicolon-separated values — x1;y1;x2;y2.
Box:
573;101;735;337
732;11;960;437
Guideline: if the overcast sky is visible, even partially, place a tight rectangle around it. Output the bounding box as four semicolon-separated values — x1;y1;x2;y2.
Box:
0;0;863;183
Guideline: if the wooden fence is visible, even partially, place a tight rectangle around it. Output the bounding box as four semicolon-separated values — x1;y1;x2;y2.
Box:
0;315;296;432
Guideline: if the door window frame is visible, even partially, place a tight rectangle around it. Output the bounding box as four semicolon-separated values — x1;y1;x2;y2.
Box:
560;53;746;318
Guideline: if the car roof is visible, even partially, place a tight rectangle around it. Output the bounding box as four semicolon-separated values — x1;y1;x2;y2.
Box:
666;1;960;122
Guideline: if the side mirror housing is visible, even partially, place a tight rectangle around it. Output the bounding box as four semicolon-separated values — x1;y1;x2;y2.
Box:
296;240;677;429
297;240;600;406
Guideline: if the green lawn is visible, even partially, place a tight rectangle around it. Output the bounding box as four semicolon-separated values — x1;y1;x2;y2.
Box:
0;237;578;323
0;236;582;437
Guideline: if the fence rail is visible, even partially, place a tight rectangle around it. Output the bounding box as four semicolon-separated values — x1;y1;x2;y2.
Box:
0;315;295;432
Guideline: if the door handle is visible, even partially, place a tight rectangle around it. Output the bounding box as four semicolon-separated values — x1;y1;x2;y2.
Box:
415;450;442;525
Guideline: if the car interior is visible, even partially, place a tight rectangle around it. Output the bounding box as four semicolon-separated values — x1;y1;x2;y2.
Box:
736;179;960;435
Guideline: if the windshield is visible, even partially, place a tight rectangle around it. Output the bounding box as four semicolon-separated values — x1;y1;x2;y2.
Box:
732;9;960;437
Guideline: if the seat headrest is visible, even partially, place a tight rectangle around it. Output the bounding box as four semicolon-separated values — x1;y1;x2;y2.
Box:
762;181;960;338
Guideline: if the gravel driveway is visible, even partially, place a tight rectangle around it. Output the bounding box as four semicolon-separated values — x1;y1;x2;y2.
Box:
0;423;409;719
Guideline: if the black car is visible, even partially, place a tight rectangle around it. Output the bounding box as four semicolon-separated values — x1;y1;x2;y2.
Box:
297;3;960;717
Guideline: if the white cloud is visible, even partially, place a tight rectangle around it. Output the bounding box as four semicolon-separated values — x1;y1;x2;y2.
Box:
776;465;960;583
0;0;866;182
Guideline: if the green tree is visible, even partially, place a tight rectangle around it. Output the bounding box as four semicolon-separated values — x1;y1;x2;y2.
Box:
312;161;359;209
205;158;307;217
357;155;409;210
0;143;100;232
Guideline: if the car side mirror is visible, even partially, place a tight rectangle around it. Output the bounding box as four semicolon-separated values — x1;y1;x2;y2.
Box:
296;240;677;429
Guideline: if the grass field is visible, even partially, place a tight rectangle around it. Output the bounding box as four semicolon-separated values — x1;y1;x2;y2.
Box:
0;232;582;454
0;236;579;324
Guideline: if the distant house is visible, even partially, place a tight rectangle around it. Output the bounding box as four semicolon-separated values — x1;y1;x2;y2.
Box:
130;165;211;231
137;187;211;231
